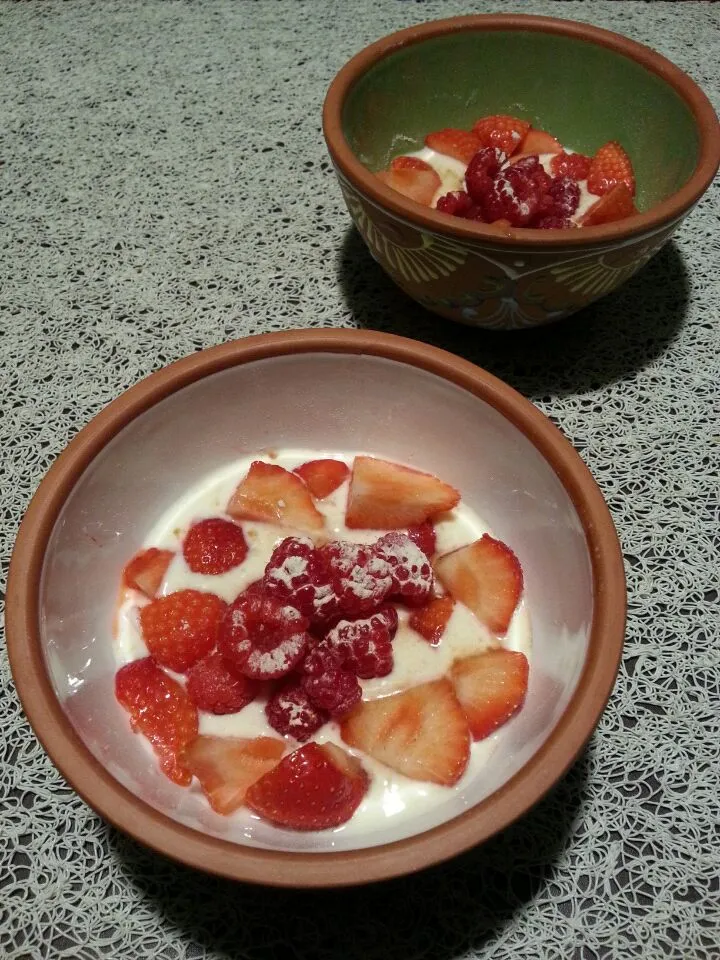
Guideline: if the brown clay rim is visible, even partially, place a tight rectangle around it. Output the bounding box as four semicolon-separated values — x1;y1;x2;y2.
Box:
6;329;626;888
323;14;720;248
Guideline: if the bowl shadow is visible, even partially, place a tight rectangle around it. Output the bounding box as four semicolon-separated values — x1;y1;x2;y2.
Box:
107;742;592;959
336;227;690;401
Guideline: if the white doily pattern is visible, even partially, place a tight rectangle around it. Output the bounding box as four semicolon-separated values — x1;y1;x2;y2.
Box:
1;2;719;958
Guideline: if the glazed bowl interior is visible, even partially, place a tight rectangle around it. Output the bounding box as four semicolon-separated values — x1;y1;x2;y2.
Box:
343;28;699;211
42;350;592;854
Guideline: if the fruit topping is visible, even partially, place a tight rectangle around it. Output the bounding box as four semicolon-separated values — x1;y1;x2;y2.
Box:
182;735;285;814
375;531;434;606
245;741;369;831
140;589;226;672
586;140;635;197
516;128;562;156
436;190;475;217
115;657;198;785
376;166;441;206
450;650;529;740
218;592;310;680
345;456;460;529
434;534;523;635
227;461;324;531
425;128;481;164
186;650;259;715
122;547;174;598
550;151;592;181
472;115;530;156
390;156;436;173
341;678;470;786
315;539;394;620
292;458;349;499
406;520;437;558
302;665;362;718
323;607;397;679
182;517;248;575
465;146;506;202
265;682;328;741
580;182;637;226
408;595;455;645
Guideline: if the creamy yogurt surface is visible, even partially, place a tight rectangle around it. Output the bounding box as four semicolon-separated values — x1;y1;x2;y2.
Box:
114;450;532;839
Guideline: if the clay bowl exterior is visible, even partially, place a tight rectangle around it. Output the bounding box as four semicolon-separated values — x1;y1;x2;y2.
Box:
323;15;720;329
7;329;625;887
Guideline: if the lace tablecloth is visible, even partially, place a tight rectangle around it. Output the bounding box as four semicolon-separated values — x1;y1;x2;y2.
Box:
1;2;718;957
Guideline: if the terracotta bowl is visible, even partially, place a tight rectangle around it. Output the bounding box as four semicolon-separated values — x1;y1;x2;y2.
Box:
7;329;625;886
323;15;720;329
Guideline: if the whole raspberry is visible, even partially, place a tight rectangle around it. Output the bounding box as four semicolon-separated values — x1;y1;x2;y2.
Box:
375;532;434;606
436;190;474;218
265;683;328;742
302;641;342;676
546;176;580;218
325;610;396;679
139;589;226;673
182;518;248;575
316;540;393;621
263;536;330;620
186;651;258;715
465;147;506;202
218;591;309;680
302;666;362;718
478;173;540;227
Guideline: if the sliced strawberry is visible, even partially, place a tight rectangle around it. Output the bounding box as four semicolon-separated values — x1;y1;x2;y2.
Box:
183;735;285;815
115;657;198;785
245;741;369;830
472;115;530;157
434;534;523;635
408;596;454;645
406;520;436;558
390;156;435;173
425;128;481;164
186;650;259;715
140;589;227;672
517;129;562;156
122;547;173;598
580;182;637;226
550;151;592;181
341;679;470;786
292;458;349;500
218;592;310;680
586;140;635;196
376;167;441;207
182;517;248;575
227;461;324;532
345;456;460;529
450;650;529;740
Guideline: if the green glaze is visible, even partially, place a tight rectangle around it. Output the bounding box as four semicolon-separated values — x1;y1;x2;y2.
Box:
343;30;699;210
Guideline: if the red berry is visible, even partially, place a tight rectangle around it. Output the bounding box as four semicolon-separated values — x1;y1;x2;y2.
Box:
374;532;434;606
302;640;342;676
218;592;310;680
263;536;328;619
139;589;227;673
316;540;393;621
406;521;436;558
479;172;540;227
546;176;580;218
472;115;530;157
436;190;474;217
265;682;328;741
302;666;362;718
115;657;198;785
186;651;258;715
535;215;574;229
182;518;248;575
550;151;592;181
325;610;396;679
465;147;506;202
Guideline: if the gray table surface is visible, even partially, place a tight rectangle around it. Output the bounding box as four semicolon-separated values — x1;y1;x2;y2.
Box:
1;2;718;958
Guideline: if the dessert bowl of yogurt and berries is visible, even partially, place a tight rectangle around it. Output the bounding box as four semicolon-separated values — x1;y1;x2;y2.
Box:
323;14;720;329
7;329;625;886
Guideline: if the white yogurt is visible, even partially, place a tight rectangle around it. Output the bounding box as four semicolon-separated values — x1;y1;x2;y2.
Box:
114;450;532;838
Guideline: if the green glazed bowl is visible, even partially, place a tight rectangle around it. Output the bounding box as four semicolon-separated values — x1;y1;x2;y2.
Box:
323;15;720;329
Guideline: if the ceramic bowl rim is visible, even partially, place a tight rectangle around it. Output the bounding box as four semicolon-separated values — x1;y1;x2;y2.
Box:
6;328;626;887
323;13;720;248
